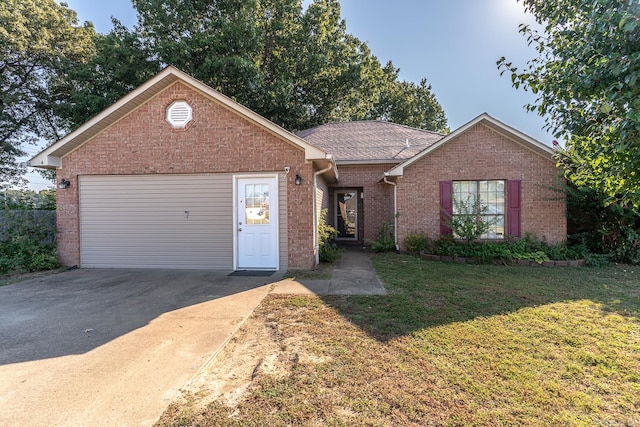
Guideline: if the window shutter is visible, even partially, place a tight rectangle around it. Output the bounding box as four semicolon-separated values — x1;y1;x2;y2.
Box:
507;180;521;238
439;181;453;236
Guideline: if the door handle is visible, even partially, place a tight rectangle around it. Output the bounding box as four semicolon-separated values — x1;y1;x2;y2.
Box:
238;227;242;232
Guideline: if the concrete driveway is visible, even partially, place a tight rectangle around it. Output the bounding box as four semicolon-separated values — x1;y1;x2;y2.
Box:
0;268;281;426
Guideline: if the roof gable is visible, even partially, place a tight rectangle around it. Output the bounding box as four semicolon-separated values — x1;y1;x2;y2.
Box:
30;66;328;169
385;113;555;177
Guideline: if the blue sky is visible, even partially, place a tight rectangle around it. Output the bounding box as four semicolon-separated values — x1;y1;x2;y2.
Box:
24;0;549;190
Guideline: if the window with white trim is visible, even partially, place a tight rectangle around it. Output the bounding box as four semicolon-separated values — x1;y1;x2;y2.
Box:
452;180;505;239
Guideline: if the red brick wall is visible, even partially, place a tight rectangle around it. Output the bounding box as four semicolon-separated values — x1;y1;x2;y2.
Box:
395;123;566;248
56;81;316;269
329;164;396;243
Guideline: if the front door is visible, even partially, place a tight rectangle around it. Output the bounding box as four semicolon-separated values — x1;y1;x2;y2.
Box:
237;177;278;269
335;190;358;240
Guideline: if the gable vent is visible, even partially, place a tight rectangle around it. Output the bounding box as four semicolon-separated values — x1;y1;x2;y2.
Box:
166;100;193;128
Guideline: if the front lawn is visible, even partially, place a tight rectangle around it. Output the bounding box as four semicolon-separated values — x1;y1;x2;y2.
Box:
157;254;640;426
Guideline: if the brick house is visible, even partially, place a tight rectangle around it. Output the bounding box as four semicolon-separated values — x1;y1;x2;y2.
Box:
30;67;566;270
302;116;566;250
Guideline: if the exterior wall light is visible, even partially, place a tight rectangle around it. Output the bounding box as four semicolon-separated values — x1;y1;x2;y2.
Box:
58;179;71;189
295;174;302;185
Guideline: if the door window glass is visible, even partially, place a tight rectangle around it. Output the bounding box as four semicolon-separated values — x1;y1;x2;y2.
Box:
245;184;269;225
336;191;357;238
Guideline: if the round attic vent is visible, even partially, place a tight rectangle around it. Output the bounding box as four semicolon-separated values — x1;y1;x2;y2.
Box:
166;100;193;128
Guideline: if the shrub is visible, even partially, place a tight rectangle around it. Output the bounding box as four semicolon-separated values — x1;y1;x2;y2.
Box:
566;183;640;264
584;253;610;267
612;228;640;265
430;235;583;264
404;231;431;256
26;251;60;272
370;220;396;252
0;209;59;275
0;256;17;275
318;209;341;263
445;197;500;243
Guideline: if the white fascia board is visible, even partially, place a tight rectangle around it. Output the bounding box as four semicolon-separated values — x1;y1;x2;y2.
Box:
29;153;61;169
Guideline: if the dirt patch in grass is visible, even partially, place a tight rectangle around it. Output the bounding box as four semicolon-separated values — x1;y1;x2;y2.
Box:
157;296;337;425
157;255;640;426
283;262;334;281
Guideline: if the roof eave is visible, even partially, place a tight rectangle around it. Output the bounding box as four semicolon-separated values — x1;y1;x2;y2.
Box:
313;154;339;182
28;154;60;169
335;159;402;166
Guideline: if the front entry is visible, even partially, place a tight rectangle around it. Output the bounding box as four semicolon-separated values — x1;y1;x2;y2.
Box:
236;177;278;269
335;190;358;240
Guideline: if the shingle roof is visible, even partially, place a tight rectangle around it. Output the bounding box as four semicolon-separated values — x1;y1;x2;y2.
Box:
296;121;444;163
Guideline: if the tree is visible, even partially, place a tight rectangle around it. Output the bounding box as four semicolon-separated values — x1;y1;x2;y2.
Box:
54;20;161;131
1;188;55;210
0;0;96;185
498;0;640;206
132;0;263;106
369;62;449;133
252;0;307;128
292;0;384;129
2;0;448;180
129;0;447;132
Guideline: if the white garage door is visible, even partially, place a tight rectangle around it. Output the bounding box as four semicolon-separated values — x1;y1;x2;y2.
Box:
79;174;233;269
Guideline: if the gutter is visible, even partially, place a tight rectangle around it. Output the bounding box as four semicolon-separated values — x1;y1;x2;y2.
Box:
383;174;399;252
313;155;335;265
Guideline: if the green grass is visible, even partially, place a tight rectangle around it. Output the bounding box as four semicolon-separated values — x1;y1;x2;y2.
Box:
157;254;640;426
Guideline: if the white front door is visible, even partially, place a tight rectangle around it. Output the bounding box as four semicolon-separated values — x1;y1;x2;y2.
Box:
236;177;278;269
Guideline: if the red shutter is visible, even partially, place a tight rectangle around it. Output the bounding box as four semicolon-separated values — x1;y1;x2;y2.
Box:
507;180;521;238
439;181;453;236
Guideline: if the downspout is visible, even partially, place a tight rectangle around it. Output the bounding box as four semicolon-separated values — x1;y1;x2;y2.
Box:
383;174;399;252
313;157;334;265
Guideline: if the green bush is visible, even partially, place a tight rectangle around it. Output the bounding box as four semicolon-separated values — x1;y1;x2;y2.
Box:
26;251;60;272
612;228;640;265
566;184;640;264
370;220;396;252
445;197;500;243
0;256;17;275
584;253;610;267
430;234;584;264
0;210;59;275
404;231;431;256
318;209;341;263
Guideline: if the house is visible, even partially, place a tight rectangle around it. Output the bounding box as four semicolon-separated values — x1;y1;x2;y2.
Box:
301;116;566;250
30;67;566;270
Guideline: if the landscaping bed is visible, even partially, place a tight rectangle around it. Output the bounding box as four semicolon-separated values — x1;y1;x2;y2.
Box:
419;252;586;267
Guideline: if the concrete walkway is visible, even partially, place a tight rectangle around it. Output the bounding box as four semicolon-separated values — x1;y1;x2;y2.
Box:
271;247;386;296
0;250;384;427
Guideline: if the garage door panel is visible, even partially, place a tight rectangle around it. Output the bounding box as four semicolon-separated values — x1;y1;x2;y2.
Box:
80;174;233;269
